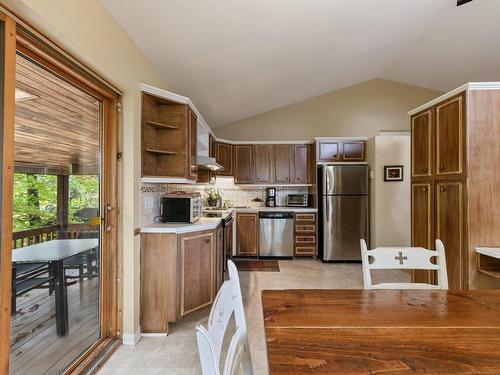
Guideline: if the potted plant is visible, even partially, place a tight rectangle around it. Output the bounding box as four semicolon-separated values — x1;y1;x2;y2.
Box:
206;188;223;207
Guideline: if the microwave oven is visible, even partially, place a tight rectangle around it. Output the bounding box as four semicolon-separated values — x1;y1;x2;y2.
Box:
160;192;202;223
286;194;309;207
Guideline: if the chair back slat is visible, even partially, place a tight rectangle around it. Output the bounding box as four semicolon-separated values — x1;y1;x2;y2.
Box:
197;260;253;375
360;239;449;290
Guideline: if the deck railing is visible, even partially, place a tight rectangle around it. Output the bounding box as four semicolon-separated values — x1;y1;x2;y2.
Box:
13;224;99;249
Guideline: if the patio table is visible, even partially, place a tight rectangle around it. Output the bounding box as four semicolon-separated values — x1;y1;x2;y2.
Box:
12;239;99;336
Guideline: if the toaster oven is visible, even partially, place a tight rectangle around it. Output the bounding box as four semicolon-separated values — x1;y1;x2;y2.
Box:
286;194;309;207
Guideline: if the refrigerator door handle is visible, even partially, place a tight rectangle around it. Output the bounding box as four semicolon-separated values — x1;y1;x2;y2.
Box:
324;197;329;219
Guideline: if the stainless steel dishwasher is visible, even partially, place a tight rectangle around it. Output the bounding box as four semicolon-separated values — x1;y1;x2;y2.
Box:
259;211;294;257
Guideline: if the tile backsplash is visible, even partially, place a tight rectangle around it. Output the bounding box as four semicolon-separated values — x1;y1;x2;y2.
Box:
140;177;309;226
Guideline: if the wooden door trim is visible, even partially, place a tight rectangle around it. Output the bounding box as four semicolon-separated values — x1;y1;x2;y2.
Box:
411;109;432;178
436;95;464;176
0;9;122;374
0;13;16;375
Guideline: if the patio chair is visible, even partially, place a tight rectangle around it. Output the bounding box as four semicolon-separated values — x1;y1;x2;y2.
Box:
11;262;54;314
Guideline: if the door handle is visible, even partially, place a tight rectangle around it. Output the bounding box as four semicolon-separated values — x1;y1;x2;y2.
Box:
103;204;112;232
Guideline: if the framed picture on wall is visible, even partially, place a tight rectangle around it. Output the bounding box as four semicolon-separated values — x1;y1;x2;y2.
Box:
384;165;403;181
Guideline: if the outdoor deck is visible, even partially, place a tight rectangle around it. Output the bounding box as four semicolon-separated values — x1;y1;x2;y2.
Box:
9;277;99;375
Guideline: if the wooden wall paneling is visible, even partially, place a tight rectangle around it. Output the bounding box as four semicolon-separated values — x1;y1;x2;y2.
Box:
234;145;253;184
0;13;16;375
435;94;465;177
435;180;466;290
466;90;500;289
254;144;274;183
411;109;432;178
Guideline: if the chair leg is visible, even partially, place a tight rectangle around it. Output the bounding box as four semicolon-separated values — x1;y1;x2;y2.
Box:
79;264;84;282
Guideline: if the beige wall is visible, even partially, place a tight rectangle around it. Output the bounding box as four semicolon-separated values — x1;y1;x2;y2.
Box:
214;79;441;140
367;135;411;248
2;0;169;339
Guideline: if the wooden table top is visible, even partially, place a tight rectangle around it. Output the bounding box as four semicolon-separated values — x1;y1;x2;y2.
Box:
262;289;500;374
12;239;98;262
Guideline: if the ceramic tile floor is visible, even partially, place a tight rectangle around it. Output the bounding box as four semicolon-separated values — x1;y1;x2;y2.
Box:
98;259;409;375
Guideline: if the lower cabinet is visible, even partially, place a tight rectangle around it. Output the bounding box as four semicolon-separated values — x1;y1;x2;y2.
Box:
236;212;259;256
294;213;317;256
140;227;222;333
179;231;215;316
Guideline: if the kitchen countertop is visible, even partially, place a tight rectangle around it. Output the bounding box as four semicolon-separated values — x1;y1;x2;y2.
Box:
141;206;318;234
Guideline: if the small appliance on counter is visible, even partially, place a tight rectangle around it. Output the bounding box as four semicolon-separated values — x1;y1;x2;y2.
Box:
160;191;202;223
286;194;309;207
265;187;276;207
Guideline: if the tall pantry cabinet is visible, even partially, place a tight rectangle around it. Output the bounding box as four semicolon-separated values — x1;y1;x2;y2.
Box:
410;84;500;290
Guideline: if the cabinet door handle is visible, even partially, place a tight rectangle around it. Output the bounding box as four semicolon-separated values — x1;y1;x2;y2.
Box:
422;167;428;172
440;187;447;192
422;187;427;192
333;154;337;158
439;164;445;171
345;154;349;158
205;238;211;243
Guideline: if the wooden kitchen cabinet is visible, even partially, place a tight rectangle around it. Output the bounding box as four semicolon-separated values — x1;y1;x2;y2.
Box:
254;145;274;183
294;212;317;256
236;212;259;256
216;142;234;176
435;181;465;290
410;85;500;291
234;145;254;184
293;144;310;183
411;183;434;284
317;139;366;162
141;92;197;180
274;144;292;183
435;94;465;177
318;141;341;162
179;231;215;316
188;107;198;180
140;228;221;333
411;109;432;178
342;140;365;161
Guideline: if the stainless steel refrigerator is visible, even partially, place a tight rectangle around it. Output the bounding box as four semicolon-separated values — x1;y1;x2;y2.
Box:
318;165;369;261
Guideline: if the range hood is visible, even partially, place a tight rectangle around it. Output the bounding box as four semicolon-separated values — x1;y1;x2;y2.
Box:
197;155;224;171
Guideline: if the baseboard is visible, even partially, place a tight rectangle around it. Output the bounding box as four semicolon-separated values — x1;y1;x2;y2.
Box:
122;327;141;346
141;332;168;338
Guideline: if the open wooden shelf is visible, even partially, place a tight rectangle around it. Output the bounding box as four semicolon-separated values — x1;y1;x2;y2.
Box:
145;148;180;155
145;120;179;130
477;247;500;279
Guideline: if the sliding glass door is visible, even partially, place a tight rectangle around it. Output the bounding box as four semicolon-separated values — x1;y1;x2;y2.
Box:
9;53;102;374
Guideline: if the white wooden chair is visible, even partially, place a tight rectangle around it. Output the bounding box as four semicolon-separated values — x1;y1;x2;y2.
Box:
360;239;448;290
196;260;253;375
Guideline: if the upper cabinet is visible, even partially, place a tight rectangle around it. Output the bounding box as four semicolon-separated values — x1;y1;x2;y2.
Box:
342;141;365;161
435;94;464;177
318;140;341;162
234;145;254;184
317;139;366;162
410;93;465;179
274;145;292;183
141;92;197;181
254;145;274;183
411;109;432;178
216;142;234;177
293;144;310;183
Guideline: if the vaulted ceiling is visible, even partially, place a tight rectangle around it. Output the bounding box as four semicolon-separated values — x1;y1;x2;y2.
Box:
100;0;500;127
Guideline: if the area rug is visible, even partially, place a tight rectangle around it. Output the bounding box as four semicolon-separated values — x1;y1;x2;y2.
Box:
233;260;280;272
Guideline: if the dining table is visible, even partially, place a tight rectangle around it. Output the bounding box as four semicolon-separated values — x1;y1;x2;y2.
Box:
12;238;99;336
262;289;500;374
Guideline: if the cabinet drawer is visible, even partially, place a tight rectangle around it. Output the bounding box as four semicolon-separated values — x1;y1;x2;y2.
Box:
295;246;316;256
295;224;316;233
295;213;316;221
295;235;316;244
